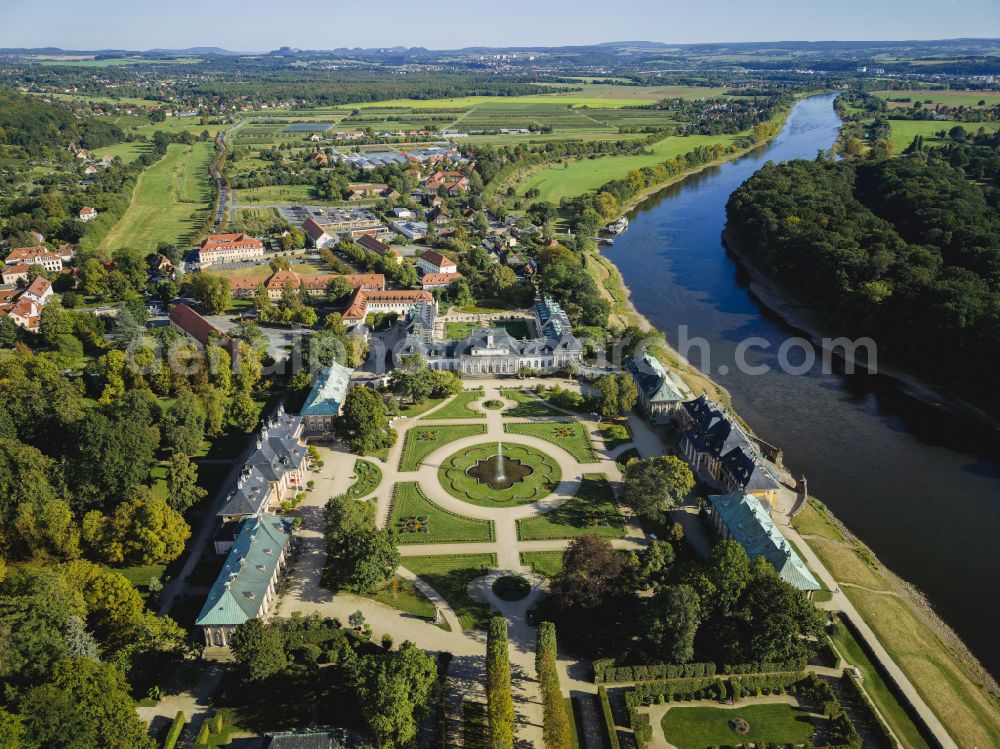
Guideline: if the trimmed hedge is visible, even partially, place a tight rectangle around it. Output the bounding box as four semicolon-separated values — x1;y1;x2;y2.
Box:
162;711;186;749
721;658;806;675
730;671;809;699
594;660;717;683
597;686;622;749
623;691;652;748
843;669;899;749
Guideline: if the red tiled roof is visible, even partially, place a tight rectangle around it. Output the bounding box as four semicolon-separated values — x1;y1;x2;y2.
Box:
421;272;463;288
418;250;454;269
198;233;263;254
342;288;434;320
25;276;51;297
357;234;391;254
168;303;234;354
5;246;60;264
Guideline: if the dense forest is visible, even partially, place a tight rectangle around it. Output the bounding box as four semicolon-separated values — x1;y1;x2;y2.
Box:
726;133;1000;413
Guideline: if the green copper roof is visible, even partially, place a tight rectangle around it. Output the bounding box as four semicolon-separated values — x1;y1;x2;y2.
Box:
709;491;820;592
301;361;354;417
196;514;294;627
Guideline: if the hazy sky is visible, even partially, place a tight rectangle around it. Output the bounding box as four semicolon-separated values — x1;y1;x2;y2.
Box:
3;0;999;50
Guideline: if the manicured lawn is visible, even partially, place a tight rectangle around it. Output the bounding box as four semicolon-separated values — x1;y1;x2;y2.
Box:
423;388;484;420
401;554;497;630
520;551;565;578
438;442;561;507
115;564;166;600
445;320;533;340
99;141;215;253
389;482;494;544
397;397;447;419
505;421;598;463
500;388;561;418
600;421;632;450
346;459;382;500
829;614;930;749
660;703;817;749
92;141;152;163
369;575;448;630
517;474;624;540
398;423;487;471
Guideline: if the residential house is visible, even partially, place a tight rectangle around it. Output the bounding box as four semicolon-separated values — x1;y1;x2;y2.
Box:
196;233;265;268
425;170;469;193
5;246;63;273
706;492;820;596
78;206;97;222
392;207;414;220
420;272;463;290
0;297;42;331
624;353;689;422
357;234;402;265
300;361;355;435
417;250;457;275
678;394;782;504
427;206;450;225
196;514;295;647
1;264;31;286
22;276;52;305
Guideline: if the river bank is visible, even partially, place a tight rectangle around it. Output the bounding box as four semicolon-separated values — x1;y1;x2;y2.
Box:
582;95;1000;746
721;228;1000;432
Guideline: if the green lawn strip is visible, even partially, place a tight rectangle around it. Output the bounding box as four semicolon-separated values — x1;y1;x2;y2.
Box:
437;442;561;508
398;397;447;419
398;424;487;471
422;388;485;420
566;697;582;749
401;554;497;630
600;421;632;450
519;551;565;578
389;482;494;544
367;575;449;630
114;563;167;600
505;421;598;463
346;459;382;499
829;614;930;749
446;319;532;339
660;703;818;749
517;474;624;540
500;388;561;418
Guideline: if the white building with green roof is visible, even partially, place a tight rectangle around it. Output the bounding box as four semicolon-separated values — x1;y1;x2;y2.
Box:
301;361;355;435
197;514;295;647
707;491;821;595
624;353;690;422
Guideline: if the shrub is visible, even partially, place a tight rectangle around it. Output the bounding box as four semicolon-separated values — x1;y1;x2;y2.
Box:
162;711;186;749
382;633;394;650
487;616;514;748
598;686;622;749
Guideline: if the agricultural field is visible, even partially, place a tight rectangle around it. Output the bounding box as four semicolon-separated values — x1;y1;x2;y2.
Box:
874;89;1000;108
99;141;214;253
514;131;748;204
35;56;201;67
888;119;1000;153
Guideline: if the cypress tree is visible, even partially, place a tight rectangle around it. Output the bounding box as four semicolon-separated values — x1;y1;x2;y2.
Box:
486;616;514;749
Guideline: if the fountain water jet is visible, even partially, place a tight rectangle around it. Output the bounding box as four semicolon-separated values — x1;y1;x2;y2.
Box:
495;440;506;483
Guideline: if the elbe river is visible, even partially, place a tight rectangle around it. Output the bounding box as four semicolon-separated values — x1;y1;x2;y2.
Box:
602;93;1000;678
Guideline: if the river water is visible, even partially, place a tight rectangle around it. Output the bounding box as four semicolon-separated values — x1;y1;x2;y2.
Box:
602;93;1000;678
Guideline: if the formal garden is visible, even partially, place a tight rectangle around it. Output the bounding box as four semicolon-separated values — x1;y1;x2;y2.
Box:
398;423;488;471
505;421;598;463
516;474;624;540
437;441;562;507
659;703;819;749
389;482;494;544
421;388;486;420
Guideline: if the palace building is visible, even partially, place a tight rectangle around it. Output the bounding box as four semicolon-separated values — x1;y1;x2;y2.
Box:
706;491;820;595
300;361;355;435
